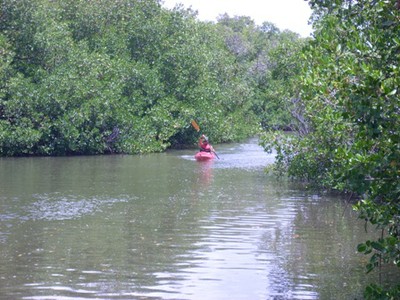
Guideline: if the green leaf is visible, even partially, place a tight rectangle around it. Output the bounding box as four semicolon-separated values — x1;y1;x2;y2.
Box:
357;243;367;253
370;241;385;252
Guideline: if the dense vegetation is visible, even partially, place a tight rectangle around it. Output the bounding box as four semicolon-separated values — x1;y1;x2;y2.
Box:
0;0;304;156
261;0;400;298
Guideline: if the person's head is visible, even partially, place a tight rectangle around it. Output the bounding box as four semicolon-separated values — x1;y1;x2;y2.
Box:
203;135;209;143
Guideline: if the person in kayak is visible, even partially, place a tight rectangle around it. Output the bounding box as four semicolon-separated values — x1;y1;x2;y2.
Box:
199;134;215;153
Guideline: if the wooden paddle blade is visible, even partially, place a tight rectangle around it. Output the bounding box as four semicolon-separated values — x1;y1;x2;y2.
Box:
191;120;200;132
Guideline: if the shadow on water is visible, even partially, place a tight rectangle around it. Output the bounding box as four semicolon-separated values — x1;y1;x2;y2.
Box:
0;137;398;299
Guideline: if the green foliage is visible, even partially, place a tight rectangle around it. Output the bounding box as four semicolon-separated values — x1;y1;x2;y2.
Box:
261;0;400;296
257;32;309;130
0;34;14;85
0;0;306;156
363;283;400;300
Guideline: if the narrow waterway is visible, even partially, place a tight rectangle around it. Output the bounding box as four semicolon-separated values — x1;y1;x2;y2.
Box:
0;138;389;299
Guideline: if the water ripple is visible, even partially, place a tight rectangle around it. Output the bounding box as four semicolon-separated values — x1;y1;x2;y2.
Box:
12;193;135;222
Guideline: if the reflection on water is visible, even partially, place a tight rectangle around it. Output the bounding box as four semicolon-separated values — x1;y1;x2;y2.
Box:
0;138;397;299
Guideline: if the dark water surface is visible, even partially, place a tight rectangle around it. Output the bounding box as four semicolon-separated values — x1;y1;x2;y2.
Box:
0;138;389;299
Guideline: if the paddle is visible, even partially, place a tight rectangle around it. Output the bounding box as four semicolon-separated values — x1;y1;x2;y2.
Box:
191;120;200;132
191;120;220;159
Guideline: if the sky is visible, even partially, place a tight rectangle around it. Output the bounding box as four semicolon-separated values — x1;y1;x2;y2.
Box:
161;0;313;37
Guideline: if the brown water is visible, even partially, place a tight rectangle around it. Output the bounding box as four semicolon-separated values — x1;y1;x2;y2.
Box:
0;138;393;299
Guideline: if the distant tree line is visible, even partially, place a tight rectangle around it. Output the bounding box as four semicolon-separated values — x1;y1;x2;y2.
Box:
0;0;306;156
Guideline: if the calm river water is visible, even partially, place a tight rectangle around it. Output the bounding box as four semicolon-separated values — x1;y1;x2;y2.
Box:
0;138;389;299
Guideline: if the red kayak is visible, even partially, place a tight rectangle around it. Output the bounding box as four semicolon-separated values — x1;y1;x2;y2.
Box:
194;151;216;161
